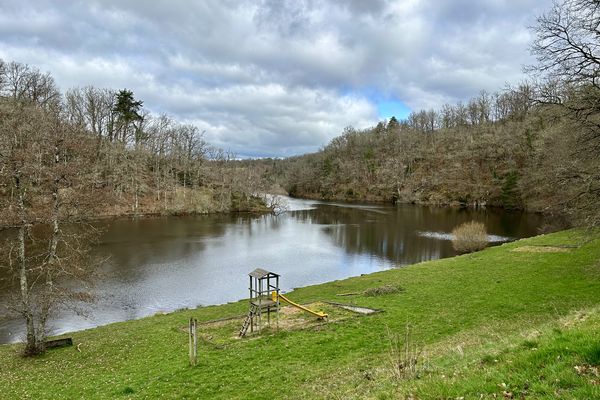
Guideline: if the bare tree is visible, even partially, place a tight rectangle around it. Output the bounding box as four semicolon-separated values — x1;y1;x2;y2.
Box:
0;61;59;108
0;93;102;355
529;0;600;225
65;86;115;145
530;0;600;88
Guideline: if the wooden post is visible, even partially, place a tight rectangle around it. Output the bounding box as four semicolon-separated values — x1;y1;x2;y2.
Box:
188;318;192;365
188;317;198;366
258;278;262;333
193;318;198;366
250;276;254;333
276;275;280;331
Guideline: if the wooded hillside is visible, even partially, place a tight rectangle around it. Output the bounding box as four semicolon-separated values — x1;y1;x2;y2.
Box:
271;83;598;228
0;59;268;224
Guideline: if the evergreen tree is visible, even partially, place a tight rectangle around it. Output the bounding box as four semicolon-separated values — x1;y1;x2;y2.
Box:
387;116;400;131
112;89;143;143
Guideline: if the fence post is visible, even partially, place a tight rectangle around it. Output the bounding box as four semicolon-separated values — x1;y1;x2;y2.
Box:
193;318;198;366
188;317;198;366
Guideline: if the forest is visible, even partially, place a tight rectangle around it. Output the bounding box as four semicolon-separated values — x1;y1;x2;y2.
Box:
266;86;577;217
0;61;270;223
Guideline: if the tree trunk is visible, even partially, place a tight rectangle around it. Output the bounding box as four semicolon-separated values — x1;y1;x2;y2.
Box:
38;144;61;349
16;176;37;355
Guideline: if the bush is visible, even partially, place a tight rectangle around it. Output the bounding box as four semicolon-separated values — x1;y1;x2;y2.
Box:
452;221;488;254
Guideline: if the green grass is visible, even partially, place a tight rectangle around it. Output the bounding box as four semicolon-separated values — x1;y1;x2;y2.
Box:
1;229;599;399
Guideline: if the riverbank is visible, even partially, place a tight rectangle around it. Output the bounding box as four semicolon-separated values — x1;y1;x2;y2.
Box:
98;187;271;218
0;188;271;231
289;190;556;215
1;229;599;398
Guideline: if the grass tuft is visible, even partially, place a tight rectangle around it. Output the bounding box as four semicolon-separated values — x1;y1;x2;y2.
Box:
480;354;497;365
583;343;600;365
363;285;403;297
121;387;135;395
521;339;538;349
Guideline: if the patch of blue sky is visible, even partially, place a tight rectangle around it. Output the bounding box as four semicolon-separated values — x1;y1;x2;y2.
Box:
376;99;411;121
340;87;412;122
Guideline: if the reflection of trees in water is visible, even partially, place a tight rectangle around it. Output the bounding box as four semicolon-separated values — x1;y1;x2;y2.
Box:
295;205;449;264
0;224;99;309
1;207;546;291
94;213;283;284
233;213;285;236
2;213;281;303
94;215;229;282
292;204;545;265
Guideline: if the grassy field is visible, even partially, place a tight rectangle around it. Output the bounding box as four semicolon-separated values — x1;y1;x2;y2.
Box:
1;229;599;399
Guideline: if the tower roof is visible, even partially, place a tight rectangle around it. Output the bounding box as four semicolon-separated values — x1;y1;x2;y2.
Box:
248;268;279;278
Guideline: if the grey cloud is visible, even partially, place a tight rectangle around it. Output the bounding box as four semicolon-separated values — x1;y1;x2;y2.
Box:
0;0;552;156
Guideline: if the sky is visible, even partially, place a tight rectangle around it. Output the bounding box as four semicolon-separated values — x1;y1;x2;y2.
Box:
0;0;551;158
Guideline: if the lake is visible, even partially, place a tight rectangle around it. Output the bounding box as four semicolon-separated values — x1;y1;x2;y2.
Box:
0;197;547;344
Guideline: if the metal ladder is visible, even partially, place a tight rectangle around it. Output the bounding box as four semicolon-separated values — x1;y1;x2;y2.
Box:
239;303;259;337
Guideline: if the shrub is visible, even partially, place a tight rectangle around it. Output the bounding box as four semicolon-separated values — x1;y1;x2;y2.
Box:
451;221;488;253
387;324;423;380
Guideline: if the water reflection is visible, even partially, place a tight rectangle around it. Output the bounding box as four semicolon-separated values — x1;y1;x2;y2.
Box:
293;203;542;265
0;198;546;344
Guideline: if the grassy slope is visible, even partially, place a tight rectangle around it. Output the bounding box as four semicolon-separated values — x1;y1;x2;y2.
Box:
1;230;599;399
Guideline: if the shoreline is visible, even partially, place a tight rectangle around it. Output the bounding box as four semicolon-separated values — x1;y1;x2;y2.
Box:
0;227;572;347
0;200;273;231
288;192;554;217
0;198;550;345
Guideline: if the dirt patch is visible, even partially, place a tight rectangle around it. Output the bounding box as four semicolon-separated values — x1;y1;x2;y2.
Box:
231;301;361;339
512;245;574;253
280;305;303;316
181;301;378;342
324;301;381;315
273;304;328;331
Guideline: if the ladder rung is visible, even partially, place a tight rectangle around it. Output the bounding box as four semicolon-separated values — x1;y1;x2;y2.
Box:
239;304;259;337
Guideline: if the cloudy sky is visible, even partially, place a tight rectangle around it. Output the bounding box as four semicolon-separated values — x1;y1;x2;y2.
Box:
0;0;551;157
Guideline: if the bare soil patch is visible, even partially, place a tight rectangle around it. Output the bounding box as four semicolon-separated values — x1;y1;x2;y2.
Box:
180;301;380;343
512;245;574;253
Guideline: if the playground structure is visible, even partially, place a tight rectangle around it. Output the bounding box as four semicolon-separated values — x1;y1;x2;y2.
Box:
239;268;280;337
239;268;327;337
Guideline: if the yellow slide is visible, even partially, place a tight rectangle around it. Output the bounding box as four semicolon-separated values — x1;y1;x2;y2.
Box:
272;291;328;319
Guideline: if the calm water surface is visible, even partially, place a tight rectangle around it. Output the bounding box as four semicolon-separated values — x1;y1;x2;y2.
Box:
0;197;547;344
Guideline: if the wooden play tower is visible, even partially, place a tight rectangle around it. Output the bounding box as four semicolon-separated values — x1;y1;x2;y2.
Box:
239;268;280;337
